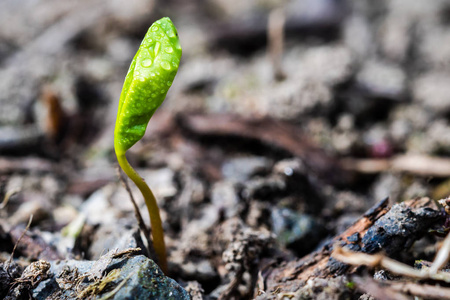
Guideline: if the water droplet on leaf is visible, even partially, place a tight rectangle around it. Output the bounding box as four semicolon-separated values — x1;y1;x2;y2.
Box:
161;61;171;70
154;42;161;56
141;59;152;67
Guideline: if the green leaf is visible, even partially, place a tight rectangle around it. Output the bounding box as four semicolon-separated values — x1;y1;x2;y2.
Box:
114;17;182;154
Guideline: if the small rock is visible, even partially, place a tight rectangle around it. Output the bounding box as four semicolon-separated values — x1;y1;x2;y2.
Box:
413;71;450;112
211;181;240;219
271;208;325;257
356;59;406;99
33;254;189;299
221;156;272;182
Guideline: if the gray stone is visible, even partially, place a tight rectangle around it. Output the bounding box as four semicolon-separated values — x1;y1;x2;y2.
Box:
271;208;325;257
356;59;405;98
33;254;189;300
221;156;272;182
413;71;450;112
211;181;240;219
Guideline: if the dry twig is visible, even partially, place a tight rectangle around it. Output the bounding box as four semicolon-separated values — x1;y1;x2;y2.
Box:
430;231;450;274
6;215;33;272
116;167;154;259
268;8;286;81
332;246;450;282
341;154;450;177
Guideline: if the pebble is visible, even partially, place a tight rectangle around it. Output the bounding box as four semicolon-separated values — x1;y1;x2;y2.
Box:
33;254;189;299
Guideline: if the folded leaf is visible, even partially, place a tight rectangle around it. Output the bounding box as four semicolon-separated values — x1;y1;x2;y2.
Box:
114;17;182;154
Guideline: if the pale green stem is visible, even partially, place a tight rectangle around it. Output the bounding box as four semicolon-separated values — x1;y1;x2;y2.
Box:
116;152;168;274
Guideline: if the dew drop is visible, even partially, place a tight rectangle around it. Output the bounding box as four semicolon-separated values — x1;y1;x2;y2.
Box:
161;61;171;70
164;46;173;53
166;30;175;38
154;42;161;56
151;25;159;32
141;59;152;67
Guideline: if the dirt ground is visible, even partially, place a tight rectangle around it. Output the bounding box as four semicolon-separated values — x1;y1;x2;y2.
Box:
1;0;450;299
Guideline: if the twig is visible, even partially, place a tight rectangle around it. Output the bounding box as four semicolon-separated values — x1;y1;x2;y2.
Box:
332;246;450;282
341;154;450;177
268;8;286;81
116;167;154;260
6;215;33;272
430;231;450;274
0;187;21;209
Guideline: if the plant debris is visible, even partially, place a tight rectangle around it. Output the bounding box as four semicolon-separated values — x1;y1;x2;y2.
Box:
1;0;450;299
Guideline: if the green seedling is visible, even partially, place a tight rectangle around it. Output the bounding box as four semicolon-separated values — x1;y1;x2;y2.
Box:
114;17;182;274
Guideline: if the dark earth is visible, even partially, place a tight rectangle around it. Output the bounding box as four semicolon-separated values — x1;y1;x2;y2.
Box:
1;0;450;299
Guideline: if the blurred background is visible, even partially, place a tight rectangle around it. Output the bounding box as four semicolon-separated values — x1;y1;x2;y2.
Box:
1;0;450;297
2;0;450;161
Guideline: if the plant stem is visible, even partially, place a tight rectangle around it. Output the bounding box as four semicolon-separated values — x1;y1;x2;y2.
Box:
116;152;168;274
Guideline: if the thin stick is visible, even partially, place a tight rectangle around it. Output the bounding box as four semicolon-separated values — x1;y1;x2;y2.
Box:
116;153;167;274
268;8;286;81
116;167;154;259
430;232;450;274
332;246;450;282
6;215;33;272
0;187;21;210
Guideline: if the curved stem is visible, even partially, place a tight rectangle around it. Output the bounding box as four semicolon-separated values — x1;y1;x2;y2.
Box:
116;152;168;274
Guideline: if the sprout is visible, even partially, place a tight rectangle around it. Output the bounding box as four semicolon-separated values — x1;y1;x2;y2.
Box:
114;17;182;274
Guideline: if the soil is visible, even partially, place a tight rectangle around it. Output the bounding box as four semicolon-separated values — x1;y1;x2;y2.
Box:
1;0;450;299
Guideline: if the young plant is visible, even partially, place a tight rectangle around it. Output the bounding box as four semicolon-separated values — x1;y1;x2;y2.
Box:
114;17;182;274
